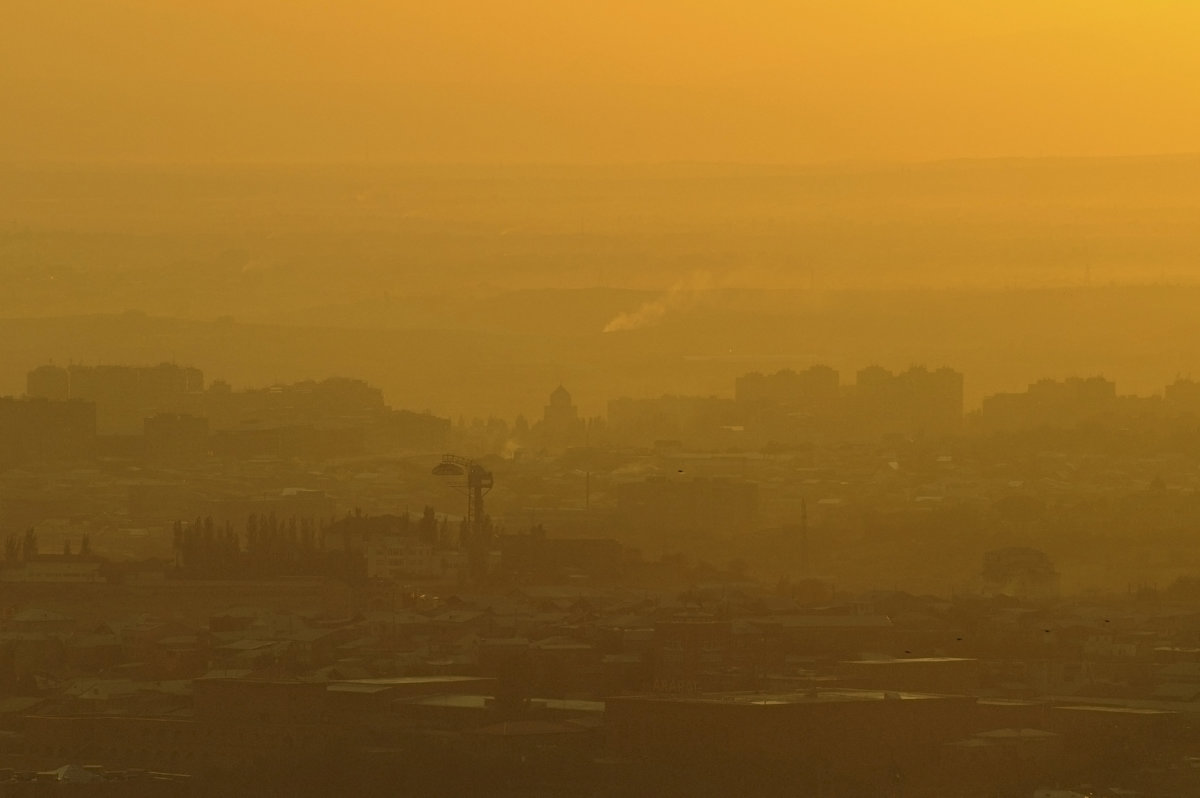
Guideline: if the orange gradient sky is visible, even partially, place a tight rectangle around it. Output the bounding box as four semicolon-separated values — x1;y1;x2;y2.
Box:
4;0;1200;164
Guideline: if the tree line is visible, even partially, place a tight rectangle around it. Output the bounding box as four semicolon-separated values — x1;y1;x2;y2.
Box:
172;512;359;580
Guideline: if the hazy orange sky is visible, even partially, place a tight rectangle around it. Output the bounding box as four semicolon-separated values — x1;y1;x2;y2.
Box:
4;0;1200;164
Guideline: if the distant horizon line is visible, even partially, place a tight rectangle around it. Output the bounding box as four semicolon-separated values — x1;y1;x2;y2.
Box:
5;278;1200;325
4;151;1200;172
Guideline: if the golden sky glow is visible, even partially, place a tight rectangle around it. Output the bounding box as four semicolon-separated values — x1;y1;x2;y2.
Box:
4;0;1200;163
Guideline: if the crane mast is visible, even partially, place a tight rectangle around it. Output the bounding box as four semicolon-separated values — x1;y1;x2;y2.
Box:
431;454;494;582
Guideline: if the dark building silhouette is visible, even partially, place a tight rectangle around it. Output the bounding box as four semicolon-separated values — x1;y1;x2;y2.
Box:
15;366;453;460
736;365;840;407
0;397;96;465
61;363;204;433
210;422;365;460
202;488;336;531
1164;377;1200;415
535;385;586;450
616;477;758;536
736;366;842;446
144;413;210;464
606;690;976;795
375;408;452;452
202;377;445;456
202;377;383;430
26;364;70;401
851;365;964;439
128;481;204;524
607;395;741;449
980;376;1117;432
499;534;623;581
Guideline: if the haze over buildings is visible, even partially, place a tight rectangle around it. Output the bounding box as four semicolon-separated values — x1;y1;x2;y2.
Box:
3;2;1200;796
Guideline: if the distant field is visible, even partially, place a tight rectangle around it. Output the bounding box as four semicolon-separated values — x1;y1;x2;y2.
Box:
2;157;1199;322
2;158;1200;419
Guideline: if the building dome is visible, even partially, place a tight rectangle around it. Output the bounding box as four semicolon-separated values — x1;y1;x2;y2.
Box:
550;385;572;406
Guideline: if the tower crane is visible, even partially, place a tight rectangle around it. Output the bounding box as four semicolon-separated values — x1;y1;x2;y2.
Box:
431;454;494;581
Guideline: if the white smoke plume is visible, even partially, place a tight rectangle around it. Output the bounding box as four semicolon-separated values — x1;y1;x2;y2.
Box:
602;271;716;333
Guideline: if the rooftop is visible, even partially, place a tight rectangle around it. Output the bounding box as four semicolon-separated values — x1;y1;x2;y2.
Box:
612;688;947;706
334;676;494;686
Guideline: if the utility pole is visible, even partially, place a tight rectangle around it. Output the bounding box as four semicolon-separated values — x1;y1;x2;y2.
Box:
800;497;808;577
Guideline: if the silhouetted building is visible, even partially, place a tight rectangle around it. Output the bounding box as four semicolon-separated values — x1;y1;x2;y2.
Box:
26;364;69;401
607;395;741;449
499;535;623;581
733;367;845;445
980;547;1060;601
203;377;383;431
210;423;364;460
374;409;451;452
736;365;840;407
1164;377;1200;415
607;689;976;795
980;376;1116;432
0;397;96;465
203;489;336;530
366;535;451;580
144;413;209;464
616;477;758;536
199;377;444;455
0;553;105;584
62;363;204;433
535;386;586;450
851;365;963;439
128;482;204;524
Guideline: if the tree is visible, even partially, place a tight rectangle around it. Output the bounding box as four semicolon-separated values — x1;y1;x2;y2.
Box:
22;528;37;561
419;505;438;545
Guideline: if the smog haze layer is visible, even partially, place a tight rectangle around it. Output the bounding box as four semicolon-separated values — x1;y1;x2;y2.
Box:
7;2;1200;420
10;4;1200;797
3;158;1200;418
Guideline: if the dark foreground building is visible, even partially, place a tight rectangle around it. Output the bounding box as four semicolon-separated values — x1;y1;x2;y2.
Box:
606;689;975;797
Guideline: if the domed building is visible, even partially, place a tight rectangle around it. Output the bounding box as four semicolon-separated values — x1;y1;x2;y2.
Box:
537;385;586;450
